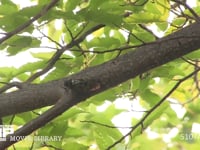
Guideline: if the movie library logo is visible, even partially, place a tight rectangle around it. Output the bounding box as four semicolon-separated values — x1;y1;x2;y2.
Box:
0;125;14;141
0;125;62;142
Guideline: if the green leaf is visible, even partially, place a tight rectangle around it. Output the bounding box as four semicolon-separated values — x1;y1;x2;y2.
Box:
31;52;55;60
0;14;29;31
65;0;81;11
140;89;161;106
14;112;34;124
156;22;169;31
13;61;46;77
131;135;165;150
42;61;71;82
79;8;122;25
55;106;87;122
0;0;17;8
49;122;68;136
94;127;115;149
5;36;40;55
138;77;152;91
87;88;118;105
38;0;51;5
65;127;85;138
171;17;187;27
63;139;88;150
130;77;140;91
144;101;169;126
125;0;169;24
152;64;185;79
18;5;43;18
0;4;18;15
0;66;17;78
125;12;165;24
186;50;200;59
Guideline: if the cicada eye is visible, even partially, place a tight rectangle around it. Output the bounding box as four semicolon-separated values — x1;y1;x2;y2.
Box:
71;79;81;85
64;79;87;91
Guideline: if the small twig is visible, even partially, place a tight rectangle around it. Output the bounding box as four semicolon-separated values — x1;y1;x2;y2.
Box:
172;0;200;22
80;120;132;129
70;35;200;55
32;111;41;116
0;83;15;94
9;115;15;125
39;46;59;50
64;21;75;40
36;27;63;48
139;24;160;40
73;22;89;40
0;81;29;93
27;24;105;82
30;138;34;150
181;57;196;66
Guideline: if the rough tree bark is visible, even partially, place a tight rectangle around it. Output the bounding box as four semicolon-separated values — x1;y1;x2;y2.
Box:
0;22;200;117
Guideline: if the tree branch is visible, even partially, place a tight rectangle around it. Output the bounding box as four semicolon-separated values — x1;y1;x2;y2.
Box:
0;22;200;149
26;24;105;82
0;22;200;116
0;87;72;149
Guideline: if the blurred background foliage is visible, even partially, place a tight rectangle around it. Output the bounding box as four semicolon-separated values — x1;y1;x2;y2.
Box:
1;0;200;149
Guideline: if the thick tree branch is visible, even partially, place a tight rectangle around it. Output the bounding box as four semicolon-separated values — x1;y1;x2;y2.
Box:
0;22;200;117
0;79;101;148
0;22;200;148
0;87;73;149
